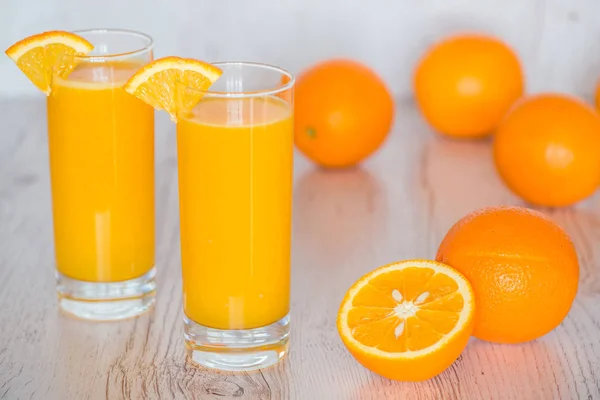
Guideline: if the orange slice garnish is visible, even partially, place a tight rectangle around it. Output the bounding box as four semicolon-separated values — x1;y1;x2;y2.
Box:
123;56;222;121
337;259;475;382
5;31;94;95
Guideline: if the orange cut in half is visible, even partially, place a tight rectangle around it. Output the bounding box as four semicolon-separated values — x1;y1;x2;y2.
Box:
123;56;222;122
337;259;475;382
5;30;94;95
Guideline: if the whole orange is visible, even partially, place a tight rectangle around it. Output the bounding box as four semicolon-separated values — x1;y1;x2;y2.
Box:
494;93;600;207
436;206;579;344
414;34;524;138
294;59;394;168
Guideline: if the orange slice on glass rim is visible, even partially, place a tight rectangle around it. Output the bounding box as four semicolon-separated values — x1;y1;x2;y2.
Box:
337;259;475;382
123;56;222;121
5;31;94;95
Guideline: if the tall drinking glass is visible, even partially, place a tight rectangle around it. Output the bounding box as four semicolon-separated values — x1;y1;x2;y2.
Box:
177;62;294;370
49;29;156;320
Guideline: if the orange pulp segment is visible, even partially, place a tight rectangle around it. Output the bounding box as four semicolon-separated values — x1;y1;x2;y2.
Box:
123;56;222;121
337;259;475;381
5;30;94;95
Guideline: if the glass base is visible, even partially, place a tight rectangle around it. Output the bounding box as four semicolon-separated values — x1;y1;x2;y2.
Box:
56;267;156;321
184;313;290;371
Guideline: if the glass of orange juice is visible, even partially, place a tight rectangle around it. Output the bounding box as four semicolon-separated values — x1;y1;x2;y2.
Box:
177;62;294;370
49;29;156;320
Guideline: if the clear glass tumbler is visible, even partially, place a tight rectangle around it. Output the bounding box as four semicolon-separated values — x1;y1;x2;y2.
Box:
177;62;295;370
49;29;156;320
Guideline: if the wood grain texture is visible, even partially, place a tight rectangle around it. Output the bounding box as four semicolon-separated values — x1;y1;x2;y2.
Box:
0;97;599;400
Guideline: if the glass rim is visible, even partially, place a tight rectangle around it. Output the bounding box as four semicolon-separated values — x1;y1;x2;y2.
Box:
180;61;295;99
70;28;154;61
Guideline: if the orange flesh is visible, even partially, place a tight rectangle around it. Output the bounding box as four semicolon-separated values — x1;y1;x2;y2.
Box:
6;31;94;94
124;57;223;121
347;267;464;352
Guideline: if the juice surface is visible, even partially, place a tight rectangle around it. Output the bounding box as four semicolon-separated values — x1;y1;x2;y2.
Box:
47;61;155;282
177;96;293;330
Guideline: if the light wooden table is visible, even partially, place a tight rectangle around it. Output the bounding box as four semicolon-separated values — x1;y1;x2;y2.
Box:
1;98;599;400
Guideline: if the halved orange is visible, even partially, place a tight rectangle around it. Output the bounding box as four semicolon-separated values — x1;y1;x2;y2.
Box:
123;56;222;121
5;31;94;95
337;259;475;382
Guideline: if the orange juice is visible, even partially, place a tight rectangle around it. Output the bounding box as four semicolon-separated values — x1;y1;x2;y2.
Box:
177;96;293;330
47;61;154;282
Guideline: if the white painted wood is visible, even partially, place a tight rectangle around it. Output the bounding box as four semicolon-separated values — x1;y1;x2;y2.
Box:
0;97;599;399
1;0;600;101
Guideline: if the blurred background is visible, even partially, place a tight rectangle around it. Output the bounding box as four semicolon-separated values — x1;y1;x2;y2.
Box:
1;0;600;101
